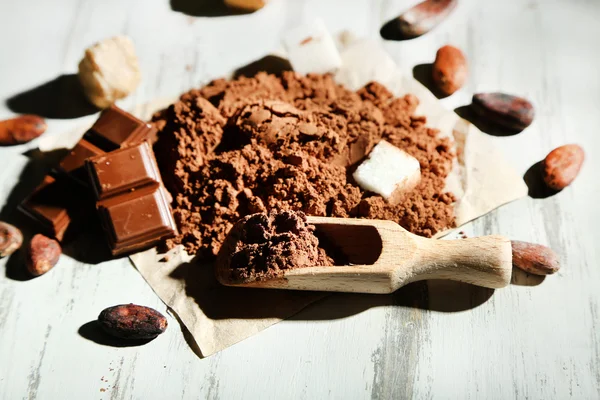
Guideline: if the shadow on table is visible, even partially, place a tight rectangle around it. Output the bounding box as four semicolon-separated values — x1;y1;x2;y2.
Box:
6;74;98;119
78;321;156;347
170;257;325;320
287;270;545;320
511;266;545;286
291;280;497;321
170;0;254;17
60;219;116;265
233;55;293;79
412;64;450;99
523;160;559;199
380;17;421;41
169;253;498;323
454;105;523;137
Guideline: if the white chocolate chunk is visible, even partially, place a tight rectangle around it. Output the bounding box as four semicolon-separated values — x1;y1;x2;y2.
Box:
224;0;267;11
282;19;342;75
353;140;421;205
78;36;141;109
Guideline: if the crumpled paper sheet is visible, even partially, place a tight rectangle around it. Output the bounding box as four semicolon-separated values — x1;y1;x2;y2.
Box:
123;39;528;357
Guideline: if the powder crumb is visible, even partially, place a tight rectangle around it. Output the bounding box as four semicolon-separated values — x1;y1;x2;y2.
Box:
153;72;456;258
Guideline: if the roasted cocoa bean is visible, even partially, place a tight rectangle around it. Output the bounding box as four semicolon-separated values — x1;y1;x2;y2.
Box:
541;144;584;191
471;93;534;131
26;234;61;276
0;115;47;145
224;0;266;12
511;241;560;276
432;45;468;96
0;222;23;257
98;304;168;340
381;0;458;40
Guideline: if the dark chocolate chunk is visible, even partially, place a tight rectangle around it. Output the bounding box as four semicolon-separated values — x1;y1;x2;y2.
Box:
84;106;156;151
88;142;177;256
18;176;92;241
55;139;105;186
86;142;162;200
20;105;157;241
97;184;176;256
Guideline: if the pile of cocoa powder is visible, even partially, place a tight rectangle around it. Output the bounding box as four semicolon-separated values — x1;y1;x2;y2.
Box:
227;210;333;281
153;72;456;259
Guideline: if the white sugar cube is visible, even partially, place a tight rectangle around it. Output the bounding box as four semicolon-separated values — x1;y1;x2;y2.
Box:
282;19;342;75
334;39;399;91
353;140;421;205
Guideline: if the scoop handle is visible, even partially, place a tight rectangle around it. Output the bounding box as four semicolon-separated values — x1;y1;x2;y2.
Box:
410;235;512;289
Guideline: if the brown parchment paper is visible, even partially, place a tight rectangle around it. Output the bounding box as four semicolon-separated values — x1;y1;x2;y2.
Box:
126;40;525;357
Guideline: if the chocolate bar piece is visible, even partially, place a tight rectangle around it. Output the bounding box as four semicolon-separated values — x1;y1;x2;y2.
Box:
18;176;92;241
21;106;157;241
56;140;105;186
84;106;156;151
87;141;162;200
86;142;176;255
98;185;176;256
55;106;157;184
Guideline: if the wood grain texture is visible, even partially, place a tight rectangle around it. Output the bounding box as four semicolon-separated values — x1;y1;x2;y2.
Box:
1;0;599;399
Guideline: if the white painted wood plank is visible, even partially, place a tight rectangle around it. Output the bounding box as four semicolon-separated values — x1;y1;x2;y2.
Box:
0;0;599;399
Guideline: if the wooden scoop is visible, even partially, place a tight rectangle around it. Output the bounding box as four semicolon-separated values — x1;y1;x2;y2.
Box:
216;216;512;294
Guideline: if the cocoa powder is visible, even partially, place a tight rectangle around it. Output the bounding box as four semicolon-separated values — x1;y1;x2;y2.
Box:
228;210;333;282
153;72;456;258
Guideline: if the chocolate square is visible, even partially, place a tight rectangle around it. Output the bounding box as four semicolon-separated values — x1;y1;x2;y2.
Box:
86;142;162;200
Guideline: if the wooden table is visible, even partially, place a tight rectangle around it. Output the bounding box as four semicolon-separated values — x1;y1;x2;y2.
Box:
1;0;599;398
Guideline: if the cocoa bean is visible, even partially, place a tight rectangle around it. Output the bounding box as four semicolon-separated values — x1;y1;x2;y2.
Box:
511;241;560;276
0;222;23;257
224;0;266;12
541;144;584;191
98;304;168;340
26;234;61;276
381;0;458;40
471;93;535;131
432;45;467;96
0;115;47;145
